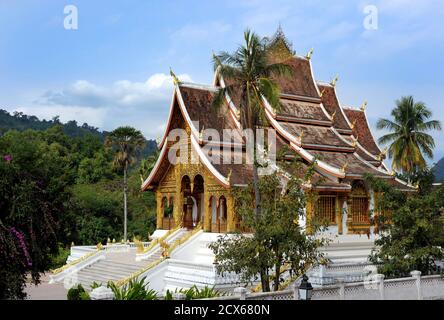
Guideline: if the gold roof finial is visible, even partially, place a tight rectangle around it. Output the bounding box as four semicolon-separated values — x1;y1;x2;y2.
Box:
360;101;368;111
331;110;337;122
199;125;205;141
341;161;349;173
227;169;232;183
351;119;357;130
320;88;326;98
170;67;181;85
390;170;396;176
299;131;305;143
306;48;314;60
377;148;386;161
352;137;358;148
330;75;339;87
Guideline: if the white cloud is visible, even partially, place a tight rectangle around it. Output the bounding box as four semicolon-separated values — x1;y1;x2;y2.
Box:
24;73;193;138
37;73;192;109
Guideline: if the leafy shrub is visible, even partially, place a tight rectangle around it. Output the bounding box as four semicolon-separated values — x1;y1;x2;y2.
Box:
67;284;88;300
90;282;102;290
107;277;158;300
48;244;70;270
177;285;221;300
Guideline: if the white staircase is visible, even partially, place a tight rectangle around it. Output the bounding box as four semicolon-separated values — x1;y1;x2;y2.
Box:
52;229;191;290
75;252;148;289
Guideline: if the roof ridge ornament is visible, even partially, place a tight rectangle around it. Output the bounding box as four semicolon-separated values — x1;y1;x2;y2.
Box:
331;110;337;122
352;136;358;148
330;75;339;87
360;101;368;111
199;125;205;141
227;169;232;183
341;161;349;173
299;131;305;144
170;67;181;85
306;48;314;60
377;147;388;161
320;88;326;98
351;119;357;130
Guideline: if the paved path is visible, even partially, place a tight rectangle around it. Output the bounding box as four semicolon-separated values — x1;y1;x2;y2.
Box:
25;274;67;300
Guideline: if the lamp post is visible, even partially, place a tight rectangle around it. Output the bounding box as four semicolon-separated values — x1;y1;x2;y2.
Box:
298;274;313;300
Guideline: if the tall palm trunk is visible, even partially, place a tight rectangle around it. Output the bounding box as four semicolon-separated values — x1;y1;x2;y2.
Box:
252;127;262;216
123;162;128;241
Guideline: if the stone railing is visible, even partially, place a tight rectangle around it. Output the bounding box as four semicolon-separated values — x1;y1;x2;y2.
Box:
115;226;203;287
137;225;182;256
204;271;444;300
51;243;105;275
165;224;202;256
49;250;106;284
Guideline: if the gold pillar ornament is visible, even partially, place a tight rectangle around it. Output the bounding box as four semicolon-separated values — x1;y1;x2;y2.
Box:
204;191;211;232
227;195;235;232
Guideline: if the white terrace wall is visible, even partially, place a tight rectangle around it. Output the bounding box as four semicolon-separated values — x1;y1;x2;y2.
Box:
204;271;444;300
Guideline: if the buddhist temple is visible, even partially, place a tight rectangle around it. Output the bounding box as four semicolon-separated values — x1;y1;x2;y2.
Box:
142;28;415;237
49;29;418;294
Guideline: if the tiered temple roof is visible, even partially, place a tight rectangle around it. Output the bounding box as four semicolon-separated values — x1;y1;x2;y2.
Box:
142;30;415;193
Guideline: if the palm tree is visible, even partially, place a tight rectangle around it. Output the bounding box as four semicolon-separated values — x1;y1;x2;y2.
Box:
106;126;145;241
212;29;292;217
377;96;441;174
139;149;160;183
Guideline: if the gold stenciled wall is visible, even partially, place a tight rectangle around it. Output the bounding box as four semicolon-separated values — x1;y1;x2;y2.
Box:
154;126;236;233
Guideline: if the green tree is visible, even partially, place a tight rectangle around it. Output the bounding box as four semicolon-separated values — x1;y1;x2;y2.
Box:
212;29;292;216
366;175;444;277
0;129;72;299
209;164;326;292
377;96;441;174
105;127;145;241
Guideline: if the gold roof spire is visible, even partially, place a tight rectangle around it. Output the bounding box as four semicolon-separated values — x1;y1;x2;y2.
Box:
330;75;339;87
170;67;181;85
306;48;314;60
360;101;368;111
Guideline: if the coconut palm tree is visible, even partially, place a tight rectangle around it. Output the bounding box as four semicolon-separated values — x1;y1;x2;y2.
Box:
212;29;292;216
377;96;441;174
139;149;160;183
106;126;145;241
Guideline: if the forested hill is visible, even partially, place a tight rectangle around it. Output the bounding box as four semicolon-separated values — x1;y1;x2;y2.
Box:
0;109;157;157
433;157;444;182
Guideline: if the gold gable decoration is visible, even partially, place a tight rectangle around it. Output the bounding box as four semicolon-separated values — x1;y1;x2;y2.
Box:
265;25;295;61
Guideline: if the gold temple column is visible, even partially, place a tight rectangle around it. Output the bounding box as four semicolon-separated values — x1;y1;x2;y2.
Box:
336;196;344;235
226;194;235;232
204;191;211;232
174;172;182;227
156;190;163;229
305;192;315;234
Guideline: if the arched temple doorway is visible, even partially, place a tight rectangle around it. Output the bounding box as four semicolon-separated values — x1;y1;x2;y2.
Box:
181;174;204;229
162;196;175;229
212;196;227;233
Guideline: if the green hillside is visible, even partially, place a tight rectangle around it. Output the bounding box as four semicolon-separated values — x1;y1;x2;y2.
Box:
433;157;444;182
0;109;157;158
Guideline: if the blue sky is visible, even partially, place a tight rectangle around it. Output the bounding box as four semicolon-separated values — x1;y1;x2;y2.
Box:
1;0;443;163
